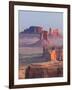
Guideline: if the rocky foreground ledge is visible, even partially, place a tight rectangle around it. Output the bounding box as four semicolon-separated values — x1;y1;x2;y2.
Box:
19;61;63;79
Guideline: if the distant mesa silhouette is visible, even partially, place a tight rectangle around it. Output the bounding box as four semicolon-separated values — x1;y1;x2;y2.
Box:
23;26;43;34
19;26;63;39
19;26;63;48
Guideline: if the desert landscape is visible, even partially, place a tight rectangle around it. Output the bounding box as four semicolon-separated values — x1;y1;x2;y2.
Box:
19;26;63;79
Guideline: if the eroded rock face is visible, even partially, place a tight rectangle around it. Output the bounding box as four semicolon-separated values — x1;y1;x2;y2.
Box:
25;61;63;79
19;65;26;79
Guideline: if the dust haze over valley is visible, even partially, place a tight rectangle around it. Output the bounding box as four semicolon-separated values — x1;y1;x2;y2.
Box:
19;26;63;65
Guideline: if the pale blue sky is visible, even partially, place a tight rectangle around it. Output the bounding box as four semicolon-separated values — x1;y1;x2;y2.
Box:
18;10;63;33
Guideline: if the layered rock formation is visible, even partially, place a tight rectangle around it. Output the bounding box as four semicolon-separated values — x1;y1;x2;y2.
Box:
25;61;63;79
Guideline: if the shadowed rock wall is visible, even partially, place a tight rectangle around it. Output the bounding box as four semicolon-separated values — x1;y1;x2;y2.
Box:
25;61;63;78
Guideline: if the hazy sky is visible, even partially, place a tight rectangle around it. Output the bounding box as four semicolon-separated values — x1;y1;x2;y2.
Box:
18;10;63;32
